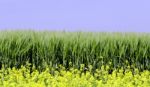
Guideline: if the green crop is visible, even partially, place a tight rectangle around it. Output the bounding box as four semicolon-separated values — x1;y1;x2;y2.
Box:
0;30;150;72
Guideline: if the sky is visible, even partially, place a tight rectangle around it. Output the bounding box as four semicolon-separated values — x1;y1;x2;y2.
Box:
0;0;150;32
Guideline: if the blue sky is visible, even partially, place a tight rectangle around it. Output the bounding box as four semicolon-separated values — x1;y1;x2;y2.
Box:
0;0;150;32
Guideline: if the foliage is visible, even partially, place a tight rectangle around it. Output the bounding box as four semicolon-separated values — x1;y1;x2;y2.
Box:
0;31;150;72
0;65;150;87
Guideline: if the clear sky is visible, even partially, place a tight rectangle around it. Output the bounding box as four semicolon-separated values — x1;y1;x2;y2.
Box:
0;0;150;32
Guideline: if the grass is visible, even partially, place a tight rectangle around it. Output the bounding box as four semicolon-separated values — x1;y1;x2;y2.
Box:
0;30;150;73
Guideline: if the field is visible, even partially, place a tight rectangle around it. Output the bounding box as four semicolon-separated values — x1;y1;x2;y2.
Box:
0;30;150;86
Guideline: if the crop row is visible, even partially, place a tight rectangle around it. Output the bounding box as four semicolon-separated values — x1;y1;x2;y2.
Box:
0;31;150;72
0;65;150;87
